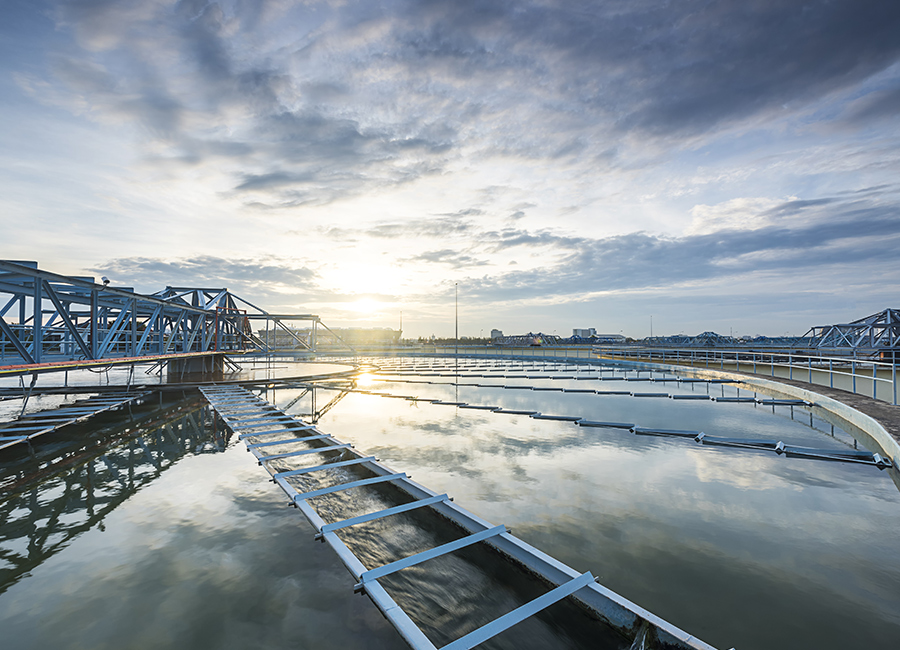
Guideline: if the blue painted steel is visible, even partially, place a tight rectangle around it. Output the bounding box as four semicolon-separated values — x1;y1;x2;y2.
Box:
199;385;721;650
292;473;408;501
246;434;330;449
273;456;377;479
356;525;507;586
0;259;352;373
440;571;596;650
230;416;298;429
0;391;148;451
261;443;351;460
321;494;449;534
238;427;314;440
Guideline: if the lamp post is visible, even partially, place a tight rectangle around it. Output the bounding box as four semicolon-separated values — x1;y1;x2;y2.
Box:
455;283;458;362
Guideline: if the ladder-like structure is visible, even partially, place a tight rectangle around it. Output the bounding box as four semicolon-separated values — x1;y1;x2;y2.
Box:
200;385;718;650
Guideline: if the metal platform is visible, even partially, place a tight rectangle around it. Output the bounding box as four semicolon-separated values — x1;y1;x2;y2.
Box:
0;392;150;451
200;385;718;650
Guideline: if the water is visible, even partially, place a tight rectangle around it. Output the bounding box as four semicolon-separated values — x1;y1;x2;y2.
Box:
271;359;900;649
0;395;404;650
2;357;899;649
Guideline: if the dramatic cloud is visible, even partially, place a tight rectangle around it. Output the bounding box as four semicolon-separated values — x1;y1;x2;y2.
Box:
90;256;321;306
2;1;900;336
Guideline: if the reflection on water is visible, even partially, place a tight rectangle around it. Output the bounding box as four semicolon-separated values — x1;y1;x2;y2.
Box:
251;430;626;649
0;392;406;650
0;396;227;595
270;358;900;650
2;356;899;650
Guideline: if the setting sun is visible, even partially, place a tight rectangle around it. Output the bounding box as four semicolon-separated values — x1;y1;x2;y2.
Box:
347;298;382;315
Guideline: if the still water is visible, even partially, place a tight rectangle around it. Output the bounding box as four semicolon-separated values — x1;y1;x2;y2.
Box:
1;357;899;650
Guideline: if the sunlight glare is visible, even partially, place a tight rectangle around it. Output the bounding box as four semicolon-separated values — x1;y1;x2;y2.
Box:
349;298;381;315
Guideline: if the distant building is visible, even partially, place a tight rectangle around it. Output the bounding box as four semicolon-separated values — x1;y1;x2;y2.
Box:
328;327;401;345
490;329;503;339
257;326;400;348
572;328;596;338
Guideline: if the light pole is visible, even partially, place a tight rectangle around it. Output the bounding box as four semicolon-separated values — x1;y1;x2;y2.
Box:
455;283;458;361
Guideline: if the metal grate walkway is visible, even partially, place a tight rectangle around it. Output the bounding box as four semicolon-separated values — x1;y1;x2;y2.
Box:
200;385;719;650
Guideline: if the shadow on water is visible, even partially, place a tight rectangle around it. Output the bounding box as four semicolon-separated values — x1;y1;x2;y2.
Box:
0;394;230;595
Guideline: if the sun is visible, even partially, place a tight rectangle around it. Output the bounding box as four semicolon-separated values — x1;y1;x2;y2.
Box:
348;298;381;315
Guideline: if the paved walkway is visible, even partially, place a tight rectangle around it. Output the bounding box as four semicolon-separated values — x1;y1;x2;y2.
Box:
725;369;900;446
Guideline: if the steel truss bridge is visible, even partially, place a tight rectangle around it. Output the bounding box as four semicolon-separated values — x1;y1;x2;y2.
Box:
491;311;898;359
621;310;900;358
0;260;351;377
807;308;900;356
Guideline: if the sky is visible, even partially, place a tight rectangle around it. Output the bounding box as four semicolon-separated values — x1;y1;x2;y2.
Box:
1;0;899;339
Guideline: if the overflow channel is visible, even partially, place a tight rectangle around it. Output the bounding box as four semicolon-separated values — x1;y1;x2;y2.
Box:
200;385;719;650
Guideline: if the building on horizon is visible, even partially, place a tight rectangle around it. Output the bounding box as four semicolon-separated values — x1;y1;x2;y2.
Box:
257;326;401;349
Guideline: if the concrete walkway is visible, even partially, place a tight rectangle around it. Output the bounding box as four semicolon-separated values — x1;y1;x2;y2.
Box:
724;369;900;447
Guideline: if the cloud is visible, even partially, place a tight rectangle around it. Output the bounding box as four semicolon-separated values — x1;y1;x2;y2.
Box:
458;192;900;302
320;216;476;240
840;85;900;125
6;0;900;336
39;0;900;206
687;198;784;235
90;255;320;302
405;249;490;268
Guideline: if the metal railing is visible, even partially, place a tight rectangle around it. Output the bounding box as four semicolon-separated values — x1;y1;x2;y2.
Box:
333;344;899;406
593;346;898;406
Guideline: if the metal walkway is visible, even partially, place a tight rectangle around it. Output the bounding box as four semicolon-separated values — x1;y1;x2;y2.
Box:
0;259;354;377
200;385;718;650
0;392;150;451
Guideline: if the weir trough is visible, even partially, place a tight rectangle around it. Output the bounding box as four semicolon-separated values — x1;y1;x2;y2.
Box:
200;385;720;650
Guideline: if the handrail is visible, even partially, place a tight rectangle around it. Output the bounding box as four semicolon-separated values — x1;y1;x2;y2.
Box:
371;344;898;406
592;346;898;406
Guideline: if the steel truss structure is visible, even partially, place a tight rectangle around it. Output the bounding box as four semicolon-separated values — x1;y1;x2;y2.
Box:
0;260;349;372
807;308;900;354
643;331;815;349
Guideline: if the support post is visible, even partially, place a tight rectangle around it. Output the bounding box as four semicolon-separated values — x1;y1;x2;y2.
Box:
33;279;42;363
131;298;137;356
873;362;877;401
90;289;99;359
893;350;896;406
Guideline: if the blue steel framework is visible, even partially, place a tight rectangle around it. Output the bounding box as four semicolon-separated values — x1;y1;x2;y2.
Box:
807;308;900;354
0;260;344;372
493;310;899;356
